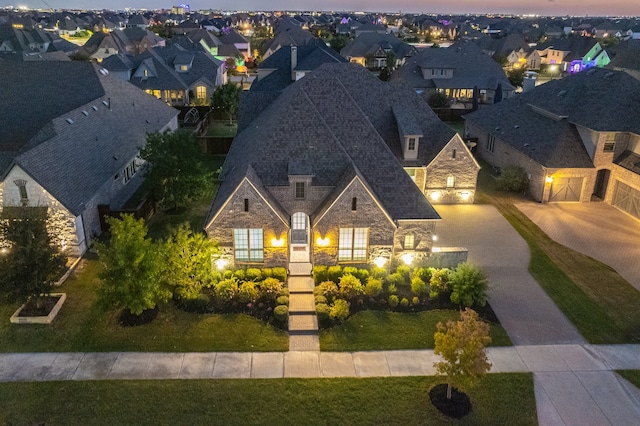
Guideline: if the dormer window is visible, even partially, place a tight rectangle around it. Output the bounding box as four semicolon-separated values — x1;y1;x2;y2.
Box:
295;182;305;199
143;69;148;77
408;137;416;151
180;65;188;71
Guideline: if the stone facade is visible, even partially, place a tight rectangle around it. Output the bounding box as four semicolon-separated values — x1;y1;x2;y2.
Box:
424;135;480;204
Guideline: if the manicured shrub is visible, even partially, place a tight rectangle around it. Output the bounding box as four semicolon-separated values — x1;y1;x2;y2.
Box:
245;268;262;281
329;299;350;322
342;266;358;276
388;294;399;308
338;274;364;300
411;276;428;296
327;265;343;283
364;278;383;297
233;269;245;281
214;278;238;303
449;262;489;308
400;297;409;308
316;280;339;301
313;265;328;284
261;268;273;278
315;295;328;305
413;267;433;283
271;267;287;282
387;282;397;295
429;268;451;299
273;305;289;323
316;303;330;322
371;267;387;280
276;295;289;306
496;165;529;192
238;281;258;303
396;265;411;282
223;270;234;280
259;277;284;302
357;268;370;282
388;272;405;287
412;296;421;306
178;293;210;313
278;288;290;297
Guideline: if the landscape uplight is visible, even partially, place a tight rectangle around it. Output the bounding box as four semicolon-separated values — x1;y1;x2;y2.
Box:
373;256;388;268
215;259;228;270
401;253;414;265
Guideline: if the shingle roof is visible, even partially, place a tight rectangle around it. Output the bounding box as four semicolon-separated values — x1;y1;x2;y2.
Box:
615;150;640;175
465;68;640;168
340;32;415;58
608;39;640;72
4;62;178;215
208;63;446;226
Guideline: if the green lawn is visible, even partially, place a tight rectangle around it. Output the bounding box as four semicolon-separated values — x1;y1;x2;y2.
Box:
617;370;640;388
445;121;465;136
205;119;238;137
320;310;511;351
0;259;288;353
146;154;225;240
0;374;537;425
476;160;640;343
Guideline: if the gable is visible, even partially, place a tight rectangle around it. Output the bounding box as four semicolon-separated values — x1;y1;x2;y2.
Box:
426;134;481;171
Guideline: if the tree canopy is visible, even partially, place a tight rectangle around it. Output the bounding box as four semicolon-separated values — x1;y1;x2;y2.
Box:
0;207;66;305
139;129;211;210
211;82;241;125
96;214;170;316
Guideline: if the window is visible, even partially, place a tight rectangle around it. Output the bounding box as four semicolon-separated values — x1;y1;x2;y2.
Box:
408;137;416;151
196;85;206;99
295;182;305;199
603;142;615;152
14;179;28;205
486;135;495;152
452;149;457;159
447;175;455;188
338;227;368;262
404;234;414;250
180;65;188;71
152;90;161;99
123;159;138;183
244;198;249;212
351;197;357;211
234;228;263;262
143;69;148;77
406;168;416;182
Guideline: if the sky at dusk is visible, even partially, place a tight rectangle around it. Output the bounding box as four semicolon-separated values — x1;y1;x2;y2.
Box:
1;0;639;16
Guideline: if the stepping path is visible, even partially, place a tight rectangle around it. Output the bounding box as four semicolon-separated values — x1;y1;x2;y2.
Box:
287;262;319;351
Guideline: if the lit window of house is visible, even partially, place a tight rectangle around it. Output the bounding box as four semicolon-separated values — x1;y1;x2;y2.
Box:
196;86;207;99
152;90;161;99
406;168;416;181
143;69;148;77
338;227;368;262
234;228;264;262
404;234;414;250
180;65;188;71
447;175;455;188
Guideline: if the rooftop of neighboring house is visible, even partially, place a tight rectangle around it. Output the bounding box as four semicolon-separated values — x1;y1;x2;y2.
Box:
475;34;530;58
465;68;640;168
0;61;178;214
210;63;458;225
607;39;640;73
391;42;514;92
536;36;600;57
261;19;314;56
340;32;415;59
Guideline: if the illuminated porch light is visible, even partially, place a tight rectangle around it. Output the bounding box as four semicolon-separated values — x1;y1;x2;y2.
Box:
401;253;414;265
215;259;228;270
271;237;284;247
432;235;438;242
430;191;442;201
0;248;8;255
545;176;553;183
316;236;330;247
373;256;388;268
460;192;471;201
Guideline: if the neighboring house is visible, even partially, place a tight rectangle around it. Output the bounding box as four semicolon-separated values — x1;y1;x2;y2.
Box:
391;43;515;106
102;43;226;106
251;38;347;93
126;14;149;29
216;28;251;60
536;37;610;73
606;39;640;81
261;19;314;59
465;68;640;221
341;32;416;69
82;27;165;61
0;61;178;255
0;25;78;57
205;63;478;269
475;34;531;69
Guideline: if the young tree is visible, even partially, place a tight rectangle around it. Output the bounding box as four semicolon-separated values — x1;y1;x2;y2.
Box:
428;92;450;108
139;129;211;210
0;207;66;307
448;262;489;308
211;82;241;126
96;215;170;316
162;223;218;300
434;308;492;400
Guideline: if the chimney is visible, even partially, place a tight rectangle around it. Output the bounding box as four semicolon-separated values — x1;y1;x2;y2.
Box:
291;45;297;81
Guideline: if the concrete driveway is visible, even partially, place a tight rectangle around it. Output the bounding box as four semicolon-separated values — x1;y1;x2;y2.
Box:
434;205;584;345
516;202;640;291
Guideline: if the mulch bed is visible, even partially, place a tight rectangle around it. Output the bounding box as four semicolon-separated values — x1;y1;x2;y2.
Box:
18;295;61;317
429;383;472;419
119;306;159;326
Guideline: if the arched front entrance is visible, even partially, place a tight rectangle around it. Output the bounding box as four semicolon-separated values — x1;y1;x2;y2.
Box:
290;212;310;262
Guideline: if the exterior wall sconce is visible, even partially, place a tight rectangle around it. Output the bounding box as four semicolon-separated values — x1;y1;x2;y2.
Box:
373;256;388;268
460;191;471;201
430;191;442;201
545;176;553;183
316;236;330;247
271;237;285;247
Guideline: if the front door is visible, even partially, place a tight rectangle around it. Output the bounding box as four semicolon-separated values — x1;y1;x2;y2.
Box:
290;212;310;262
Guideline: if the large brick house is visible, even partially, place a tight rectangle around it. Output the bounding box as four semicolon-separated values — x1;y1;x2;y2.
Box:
205;64;478;269
0;61;178;256
465;68;640;220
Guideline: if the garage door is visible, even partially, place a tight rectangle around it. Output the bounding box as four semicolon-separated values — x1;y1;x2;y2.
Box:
549;177;583;202
612;181;640;220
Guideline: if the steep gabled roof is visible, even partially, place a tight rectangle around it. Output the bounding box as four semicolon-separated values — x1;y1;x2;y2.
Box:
341;32;415;58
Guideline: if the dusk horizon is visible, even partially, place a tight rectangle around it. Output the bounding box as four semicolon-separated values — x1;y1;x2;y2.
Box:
1;0;640;17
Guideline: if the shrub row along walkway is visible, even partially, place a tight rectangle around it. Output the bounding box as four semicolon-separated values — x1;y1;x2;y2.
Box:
1;345;639;423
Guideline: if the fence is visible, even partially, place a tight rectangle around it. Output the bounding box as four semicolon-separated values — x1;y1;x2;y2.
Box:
97;195;155;233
